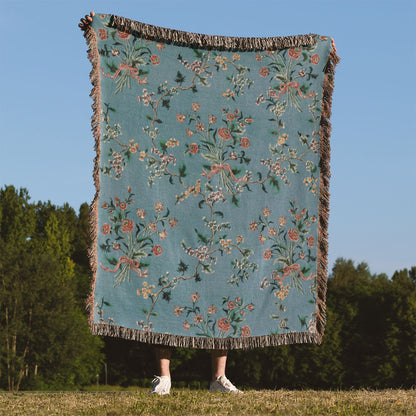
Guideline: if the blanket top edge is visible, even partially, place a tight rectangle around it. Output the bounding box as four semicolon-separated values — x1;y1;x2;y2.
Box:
108;13;319;51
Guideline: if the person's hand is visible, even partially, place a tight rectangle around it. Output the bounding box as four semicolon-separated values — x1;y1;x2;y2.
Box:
79;12;95;30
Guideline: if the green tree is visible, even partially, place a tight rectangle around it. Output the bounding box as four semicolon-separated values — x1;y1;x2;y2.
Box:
385;268;416;386
0;186;104;391
0;186;36;391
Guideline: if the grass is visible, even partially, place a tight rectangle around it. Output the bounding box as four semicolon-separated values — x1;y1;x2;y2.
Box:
0;388;415;415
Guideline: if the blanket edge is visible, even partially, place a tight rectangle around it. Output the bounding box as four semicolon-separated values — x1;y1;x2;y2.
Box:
316;40;340;342
91;322;320;349
110;14;316;51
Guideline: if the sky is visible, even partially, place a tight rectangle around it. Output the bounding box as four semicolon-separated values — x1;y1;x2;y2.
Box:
1;0;415;277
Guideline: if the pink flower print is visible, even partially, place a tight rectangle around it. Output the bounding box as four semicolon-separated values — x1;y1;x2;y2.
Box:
288;47;302;60
246;304;254;311
310;216;317;222
112;242;120;250
217;317;231;333
227;301;235;310
311;54;320;65
255;52;262;62
240;137;250;149
168;218;178;229
226;113;235;120
160;229;168;240
121;219;134;233
308;236;315;247
152;245;163;256
258;234;266;244
249;221;258;231
102;202;109;209
174;306;184;317
186;128;193;137
241;325;251;337
268;227;277;236
288;228;300;242
150;55;160;66
176;113;185;124
193;314;203;323
101;223;111;235
117;30;130;40
182;320;190;331
190;292;200;302
148;222;157;232
119;201;127;210
259;67;269;77
137;89;154;106
218;127;231;141
279;217;287;226
262;207;271;217
189;143;199;154
154;201;164;213
207;305;217;315
136;208;146;219
295;213;302;221
208;115;217;124
196;121;204;131
263;249;272;260
191;102;200;111
97;28;107;40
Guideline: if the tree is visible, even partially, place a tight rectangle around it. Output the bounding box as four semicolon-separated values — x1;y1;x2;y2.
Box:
0;186;36;391
0;186;103;391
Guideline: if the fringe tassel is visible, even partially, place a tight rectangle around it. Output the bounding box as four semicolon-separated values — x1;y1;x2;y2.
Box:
91;322;320;350
110;14;316;51
316;39;340;343
82;23;102;330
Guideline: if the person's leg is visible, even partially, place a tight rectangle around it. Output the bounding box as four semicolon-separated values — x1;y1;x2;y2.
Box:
211;349;227;381
210;349;242;393
152;347;172;394
157;347;171;378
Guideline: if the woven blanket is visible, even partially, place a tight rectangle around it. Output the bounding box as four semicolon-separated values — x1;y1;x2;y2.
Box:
82;13;339;349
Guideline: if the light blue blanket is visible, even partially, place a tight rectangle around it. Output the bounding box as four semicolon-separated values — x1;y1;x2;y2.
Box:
82;13;339;349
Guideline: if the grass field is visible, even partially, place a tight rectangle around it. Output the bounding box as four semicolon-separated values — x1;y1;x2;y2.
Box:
0;388;415;415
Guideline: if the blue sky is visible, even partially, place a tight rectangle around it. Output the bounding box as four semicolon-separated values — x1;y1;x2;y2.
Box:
1;0;415;277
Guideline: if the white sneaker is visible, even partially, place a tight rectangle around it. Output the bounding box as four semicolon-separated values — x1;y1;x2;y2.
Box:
209;375;243;393
151;375;171;395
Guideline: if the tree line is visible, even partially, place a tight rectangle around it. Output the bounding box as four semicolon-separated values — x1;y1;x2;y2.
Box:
0;185;415;391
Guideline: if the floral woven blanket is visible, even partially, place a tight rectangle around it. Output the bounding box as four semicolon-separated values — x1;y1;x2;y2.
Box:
82;13;339;349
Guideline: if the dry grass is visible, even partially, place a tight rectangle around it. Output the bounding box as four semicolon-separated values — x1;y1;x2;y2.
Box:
0;388;415;415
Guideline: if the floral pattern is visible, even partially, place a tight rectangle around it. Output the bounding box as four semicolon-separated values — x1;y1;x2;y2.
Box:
89;15;335;342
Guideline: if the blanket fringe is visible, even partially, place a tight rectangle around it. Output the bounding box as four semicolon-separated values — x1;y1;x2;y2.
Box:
110;14;316;51
82;23;102;329
316;39;340;342
91;322;320;349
